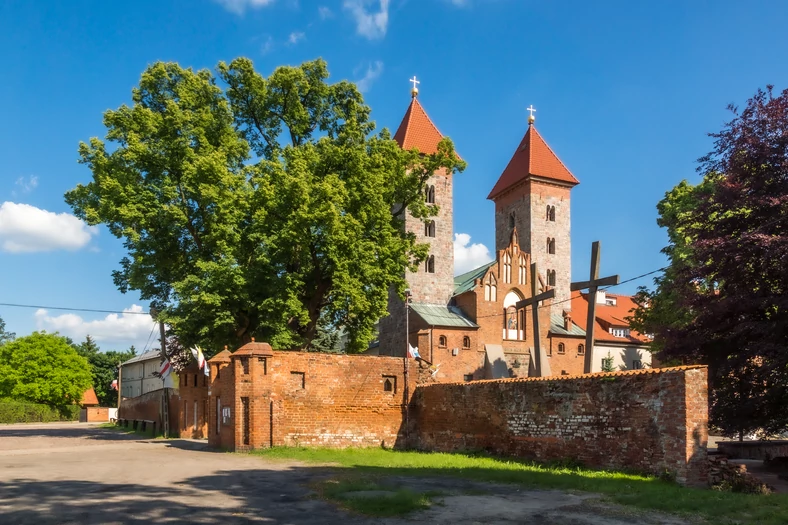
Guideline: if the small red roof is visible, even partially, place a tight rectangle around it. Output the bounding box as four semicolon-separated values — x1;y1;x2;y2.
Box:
81;388;99;406
488;123;579;200
570;293;650;345
393;97;445;155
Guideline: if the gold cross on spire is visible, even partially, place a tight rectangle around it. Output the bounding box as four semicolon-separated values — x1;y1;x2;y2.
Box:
409;76;420;97
527;104;536;124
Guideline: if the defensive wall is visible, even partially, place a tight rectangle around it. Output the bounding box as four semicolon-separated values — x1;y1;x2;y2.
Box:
149;341;708;485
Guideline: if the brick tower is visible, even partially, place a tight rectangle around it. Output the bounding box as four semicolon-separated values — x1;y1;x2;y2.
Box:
378;82;456;356
487;110;579;315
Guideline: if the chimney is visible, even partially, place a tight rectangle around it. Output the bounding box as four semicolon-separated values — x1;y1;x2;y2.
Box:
595;290;606;305
562;311;572;331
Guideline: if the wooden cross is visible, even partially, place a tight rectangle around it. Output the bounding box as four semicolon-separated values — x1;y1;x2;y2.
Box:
515;262;554;377
409;76;420;90
570;241;620;373
526;104;536;118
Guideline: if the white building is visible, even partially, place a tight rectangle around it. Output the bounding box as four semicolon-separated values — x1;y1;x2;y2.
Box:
120;349;174;398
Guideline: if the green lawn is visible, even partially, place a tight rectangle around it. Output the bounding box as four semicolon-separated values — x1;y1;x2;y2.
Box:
253;447;788;525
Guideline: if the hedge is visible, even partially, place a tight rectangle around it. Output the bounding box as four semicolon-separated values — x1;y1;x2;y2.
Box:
0;398;81;424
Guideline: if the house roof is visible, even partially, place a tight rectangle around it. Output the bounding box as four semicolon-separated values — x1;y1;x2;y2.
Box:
570;293;650;344
393;97;445;155
409;303;479;328
487;123;579;200
121;349;161;366
81;388;99;406
549;314;586;337
453;261;497;296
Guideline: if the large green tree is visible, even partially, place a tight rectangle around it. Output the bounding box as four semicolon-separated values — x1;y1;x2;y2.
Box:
74;336;136;407
0;332;93;407
631;86;788;438
66;58;463;353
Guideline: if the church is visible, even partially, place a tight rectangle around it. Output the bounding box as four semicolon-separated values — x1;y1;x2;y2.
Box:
377;81;651;381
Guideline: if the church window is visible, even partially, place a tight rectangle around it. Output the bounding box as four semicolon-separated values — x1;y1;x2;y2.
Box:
425;220;436;237
547;269;556;286
503;252;512;283
547;238;556;254
425;185;435;204
484;273;498;302
438;335;447;348
578;344;585;355
462;336;471;349
557;343;565;355
547;205;556;222
519;254;527;284
383;375;396;392
509;211;516;229
425;255;435;273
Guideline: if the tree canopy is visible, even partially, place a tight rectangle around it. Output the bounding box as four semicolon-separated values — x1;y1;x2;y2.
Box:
0;332;93;407
0;316;14;345
66;58;463;354
631;86;788;438
74;336;136;407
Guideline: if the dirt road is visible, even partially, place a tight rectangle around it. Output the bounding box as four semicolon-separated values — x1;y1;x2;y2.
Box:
0;423;691;524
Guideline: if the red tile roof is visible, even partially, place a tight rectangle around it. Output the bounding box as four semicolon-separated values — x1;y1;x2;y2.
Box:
570;293;650;344
488;123;579;200
393;97;445;155
81;387;99;406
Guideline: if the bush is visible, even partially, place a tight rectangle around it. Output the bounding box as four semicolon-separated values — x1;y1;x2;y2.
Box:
0;398;80;424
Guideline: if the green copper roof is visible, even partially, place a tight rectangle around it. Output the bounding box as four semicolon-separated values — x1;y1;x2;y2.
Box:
453;261;496;296
410;303;479;328
549;314;586;336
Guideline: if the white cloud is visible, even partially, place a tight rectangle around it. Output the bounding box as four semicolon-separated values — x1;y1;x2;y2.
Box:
213;0;275;15
318;6;333;19
288;31;305;45
0;202;97;253
343;0;389;40
35;305;155;350
454;233;493;275
260;35;274;54
355;61;384;93
13;175;38;196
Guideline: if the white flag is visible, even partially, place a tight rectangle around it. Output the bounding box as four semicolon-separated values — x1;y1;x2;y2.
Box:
408;344;421;360
158;359;172;380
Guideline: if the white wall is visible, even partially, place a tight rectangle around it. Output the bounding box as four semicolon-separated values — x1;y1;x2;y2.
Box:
120;357;175;398
590;344;651;372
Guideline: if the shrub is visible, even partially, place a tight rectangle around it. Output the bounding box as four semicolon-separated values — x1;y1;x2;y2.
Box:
0;398;80;424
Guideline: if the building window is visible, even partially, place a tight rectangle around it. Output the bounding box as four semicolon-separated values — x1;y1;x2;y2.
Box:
258;357;267;374
438;335;447;348
425;185;435;204
193;374;198;387
425;220;436;237
484;273;497;302
547;269;556;286
462;336;471;349
463;374;474;382
609;327;631;338
519;254;527;285
425;255;435;273
241;397;250;446
578;344;585;355
216;397;221;435
557;343;565;354
383;375;397;393
547;238;555;254
290;371;305;389
509;211;516;228
240;357;249;375
547;205;556;222
503;252;511;283
632;360;643;370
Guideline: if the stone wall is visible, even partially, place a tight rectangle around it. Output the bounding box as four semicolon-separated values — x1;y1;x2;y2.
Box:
118;388;180;434
410;366;709;486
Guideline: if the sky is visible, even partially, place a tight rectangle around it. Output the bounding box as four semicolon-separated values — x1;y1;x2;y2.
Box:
1;0;788;351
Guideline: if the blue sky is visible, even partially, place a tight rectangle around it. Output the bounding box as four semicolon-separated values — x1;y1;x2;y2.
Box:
1;0;787;350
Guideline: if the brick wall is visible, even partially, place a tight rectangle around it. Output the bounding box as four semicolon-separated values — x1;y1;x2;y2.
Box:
410;366;709;486
176;364;210;439
81;407;109;422
547;334;586;376
118;388;180;434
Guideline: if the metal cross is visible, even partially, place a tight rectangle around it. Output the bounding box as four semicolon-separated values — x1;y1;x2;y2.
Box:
570;241;620;373
526;105;537;118
515;262;555;377
409;76;420;90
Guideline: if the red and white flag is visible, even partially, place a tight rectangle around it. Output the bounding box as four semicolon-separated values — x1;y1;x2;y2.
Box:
158;358;172;380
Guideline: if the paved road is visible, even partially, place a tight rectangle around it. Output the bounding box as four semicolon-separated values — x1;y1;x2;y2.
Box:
0;423;690;524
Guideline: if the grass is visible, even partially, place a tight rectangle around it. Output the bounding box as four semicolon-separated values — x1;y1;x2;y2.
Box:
99;422;157;438
252;447;788;525
315;477;441;516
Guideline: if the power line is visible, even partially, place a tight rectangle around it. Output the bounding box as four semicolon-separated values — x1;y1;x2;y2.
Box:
0;302;151;316
141;321;159;354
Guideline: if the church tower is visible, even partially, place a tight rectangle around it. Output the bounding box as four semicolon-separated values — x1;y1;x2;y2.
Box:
378;79;456;356
487;109;579;315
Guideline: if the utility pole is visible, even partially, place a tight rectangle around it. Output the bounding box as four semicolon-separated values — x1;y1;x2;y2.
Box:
151;306;170;439
117;361;122;409
404;289;412;442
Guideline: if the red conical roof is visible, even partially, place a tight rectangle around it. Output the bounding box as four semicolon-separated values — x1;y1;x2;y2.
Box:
393;97;445;154
487;123;579;200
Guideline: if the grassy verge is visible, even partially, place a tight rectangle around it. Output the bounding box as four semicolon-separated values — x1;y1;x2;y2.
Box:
252;447;788;525
99;422;157;438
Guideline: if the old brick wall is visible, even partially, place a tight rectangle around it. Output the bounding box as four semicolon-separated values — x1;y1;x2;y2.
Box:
118;388;180;433
177;365;210;439
81;407;109;422
410;365;709;486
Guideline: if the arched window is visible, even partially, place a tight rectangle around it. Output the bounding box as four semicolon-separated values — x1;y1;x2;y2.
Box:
578;344;585;355
547;269;556;286
426;255;435;273
425;185;435;204
503;252;512;283
509;211;516;228
519;254;528;284
503;290;525;340
383;378;393;392
547;205;556;222
462;336;471;349
557;343;565;354
547;238;556;254
425;220;436;237
438;335;447;347
484;272;497;302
